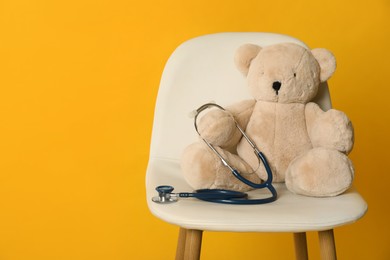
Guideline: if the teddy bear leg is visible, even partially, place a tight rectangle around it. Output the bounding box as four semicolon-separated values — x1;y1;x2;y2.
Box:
181;142;261;192
285;147;354;197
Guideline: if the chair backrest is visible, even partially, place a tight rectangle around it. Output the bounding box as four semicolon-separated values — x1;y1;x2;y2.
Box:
149;33;332;161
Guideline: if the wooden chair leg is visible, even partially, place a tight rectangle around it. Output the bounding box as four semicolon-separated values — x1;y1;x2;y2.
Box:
184;229;203;260
294;232;308;260
176;228;187;260
318;229;337;260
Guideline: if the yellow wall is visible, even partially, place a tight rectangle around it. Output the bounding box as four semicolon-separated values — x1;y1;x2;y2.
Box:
0;0;389;259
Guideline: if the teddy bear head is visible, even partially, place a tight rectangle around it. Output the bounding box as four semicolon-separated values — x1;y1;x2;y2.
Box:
234;43;336;104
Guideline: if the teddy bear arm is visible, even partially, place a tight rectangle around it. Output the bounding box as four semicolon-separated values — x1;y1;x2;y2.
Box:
197;99;255;150
305;102;324;133
305;103;354;154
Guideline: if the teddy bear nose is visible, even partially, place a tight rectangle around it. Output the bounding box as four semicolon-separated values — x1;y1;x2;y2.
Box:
272;81;282;93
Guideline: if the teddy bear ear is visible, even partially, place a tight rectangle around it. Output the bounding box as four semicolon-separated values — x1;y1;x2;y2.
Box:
311;48;337;82
234;44;262;76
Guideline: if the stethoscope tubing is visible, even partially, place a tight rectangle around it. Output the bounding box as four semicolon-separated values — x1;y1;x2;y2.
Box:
179;189;248;199
192;103;278;204
153;103;278;205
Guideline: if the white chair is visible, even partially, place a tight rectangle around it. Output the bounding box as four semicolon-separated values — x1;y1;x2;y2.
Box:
146;33;367;260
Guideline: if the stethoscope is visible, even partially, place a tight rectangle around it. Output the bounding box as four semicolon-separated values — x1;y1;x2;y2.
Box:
152;103;277;205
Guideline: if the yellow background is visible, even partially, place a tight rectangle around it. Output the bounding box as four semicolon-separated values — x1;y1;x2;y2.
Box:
0;0;389;259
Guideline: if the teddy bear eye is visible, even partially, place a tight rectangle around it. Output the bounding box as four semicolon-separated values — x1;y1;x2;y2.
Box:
293;73;297;77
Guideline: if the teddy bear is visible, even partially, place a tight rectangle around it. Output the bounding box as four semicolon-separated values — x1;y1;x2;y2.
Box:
180;42;354;197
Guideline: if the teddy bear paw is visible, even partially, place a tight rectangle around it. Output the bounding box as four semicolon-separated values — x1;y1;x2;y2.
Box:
181;142;260;192
285;147;354;197
197;109;239;148
310;109;354;154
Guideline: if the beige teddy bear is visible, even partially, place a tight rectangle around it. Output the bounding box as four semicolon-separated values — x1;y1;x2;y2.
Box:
181;42;354;197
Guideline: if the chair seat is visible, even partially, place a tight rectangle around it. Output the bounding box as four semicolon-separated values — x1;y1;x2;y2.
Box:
146;158;367;232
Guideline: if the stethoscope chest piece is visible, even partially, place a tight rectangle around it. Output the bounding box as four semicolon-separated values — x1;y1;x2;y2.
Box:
152;185;178;204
